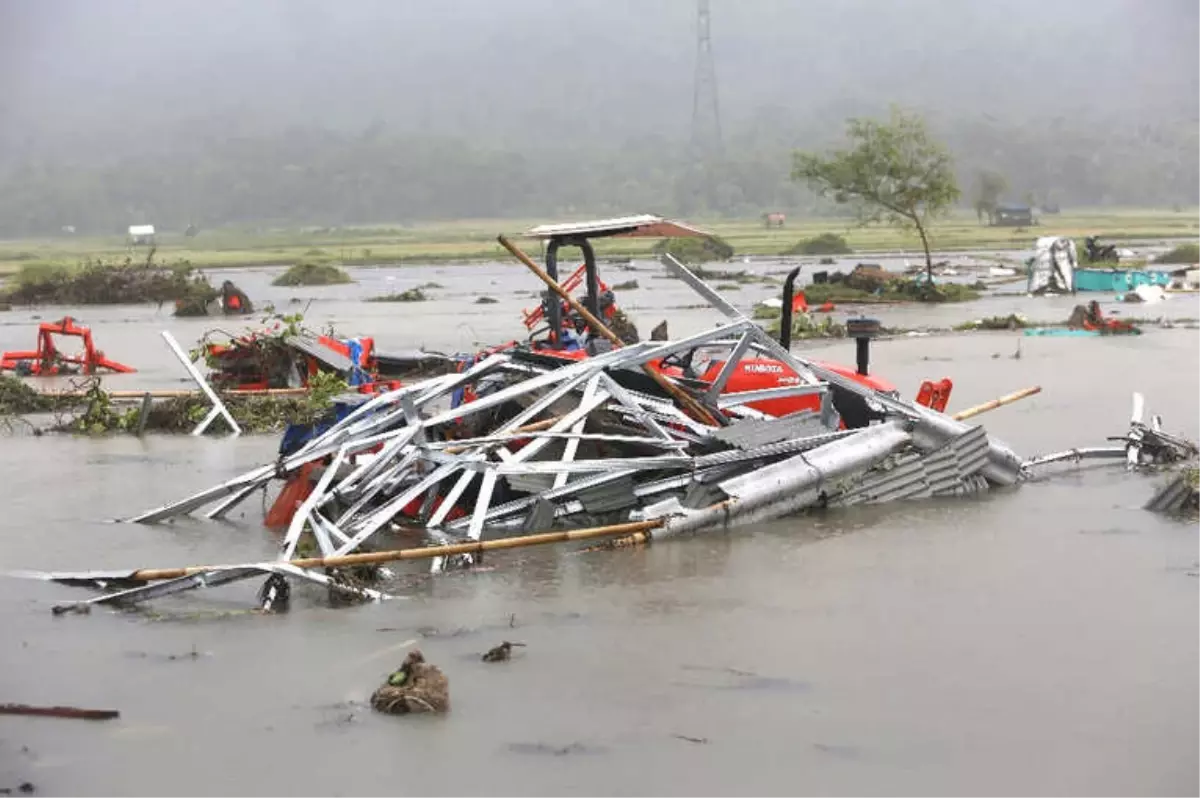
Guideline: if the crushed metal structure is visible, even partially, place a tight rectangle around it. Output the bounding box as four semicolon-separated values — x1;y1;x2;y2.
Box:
19;233;1196;614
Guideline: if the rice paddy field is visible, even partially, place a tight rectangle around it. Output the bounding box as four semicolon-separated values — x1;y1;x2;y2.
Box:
1;208;1196;277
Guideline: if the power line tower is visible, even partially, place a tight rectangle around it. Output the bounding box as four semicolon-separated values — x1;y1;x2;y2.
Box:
690;0;722;161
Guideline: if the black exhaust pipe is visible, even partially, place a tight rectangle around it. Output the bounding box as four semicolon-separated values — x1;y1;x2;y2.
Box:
779;266;802;349
845;317;881;376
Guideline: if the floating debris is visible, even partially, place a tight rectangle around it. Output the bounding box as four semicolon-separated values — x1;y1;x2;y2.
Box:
370;650;450;715
482;641;526;662
0;250;215;308
0;704;119;721
367;288;427;303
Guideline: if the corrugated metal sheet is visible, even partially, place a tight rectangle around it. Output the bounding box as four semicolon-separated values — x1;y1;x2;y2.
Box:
835;424;993;506
1144;469;1199;515
524;215;710;240
577;475;638;514
285;335;354;372
709;411;827;451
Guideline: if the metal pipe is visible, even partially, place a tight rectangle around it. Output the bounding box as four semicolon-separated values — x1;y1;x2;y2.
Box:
779;266;802;349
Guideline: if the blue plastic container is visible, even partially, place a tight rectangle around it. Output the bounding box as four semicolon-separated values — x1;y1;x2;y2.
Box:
1074;268;1172;292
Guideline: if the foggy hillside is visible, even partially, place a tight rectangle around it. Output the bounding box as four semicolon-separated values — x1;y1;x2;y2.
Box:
1;0;1197;233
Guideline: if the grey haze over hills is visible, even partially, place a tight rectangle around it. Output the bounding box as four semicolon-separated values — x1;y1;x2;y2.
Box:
1;0;1196;230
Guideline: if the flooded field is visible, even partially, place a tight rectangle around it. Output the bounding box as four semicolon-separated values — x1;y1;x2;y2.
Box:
1;259;1197;796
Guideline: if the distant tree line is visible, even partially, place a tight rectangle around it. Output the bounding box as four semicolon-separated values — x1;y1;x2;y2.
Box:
0;111;1195;236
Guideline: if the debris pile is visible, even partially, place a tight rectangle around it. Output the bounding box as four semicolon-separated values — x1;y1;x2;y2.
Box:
371;650;450;715
0;252;216;308
16;218;1196;616
33;255;1045;613
197;314;452;392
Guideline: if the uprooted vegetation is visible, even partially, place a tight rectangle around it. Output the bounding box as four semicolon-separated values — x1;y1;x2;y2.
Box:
691;264;777;285
955;314;1030;331
758;311;848;340
272;260;354;286
0;374;59;415
1154;243;1199;264
367;288;427;302
783;233;852;256
18;370;352;436
0;253;218;309
802;278;981;305
652;235;735;264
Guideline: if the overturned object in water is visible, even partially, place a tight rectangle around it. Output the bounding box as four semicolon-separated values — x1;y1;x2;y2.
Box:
482;641;526;662
1027;237;1077;296
371;650;450;714
1144;467;1199;516
1;317;135;376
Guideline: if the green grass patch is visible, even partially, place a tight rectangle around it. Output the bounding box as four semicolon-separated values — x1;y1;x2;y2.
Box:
783;232;852;256
652;235;735;263
1155;243;1199;264
272;261;353;286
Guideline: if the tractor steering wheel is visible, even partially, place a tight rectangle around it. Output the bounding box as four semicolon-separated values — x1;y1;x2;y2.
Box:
658;348;696;377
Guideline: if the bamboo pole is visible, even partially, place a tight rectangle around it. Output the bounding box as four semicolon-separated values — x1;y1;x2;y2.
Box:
36;387;311;400
952;386;1041;421
103;519;665;583
497;234;720;426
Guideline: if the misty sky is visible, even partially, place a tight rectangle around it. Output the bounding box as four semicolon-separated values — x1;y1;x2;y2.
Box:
2;0;1197;161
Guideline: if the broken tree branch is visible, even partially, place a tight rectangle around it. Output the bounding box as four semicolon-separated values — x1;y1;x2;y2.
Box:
0;704;119;721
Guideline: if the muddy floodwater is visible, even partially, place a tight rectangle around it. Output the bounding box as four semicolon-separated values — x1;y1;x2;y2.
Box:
1;260;1197;796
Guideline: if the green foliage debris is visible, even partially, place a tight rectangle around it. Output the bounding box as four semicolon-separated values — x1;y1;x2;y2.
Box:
783;233;852;256
272;260;353;286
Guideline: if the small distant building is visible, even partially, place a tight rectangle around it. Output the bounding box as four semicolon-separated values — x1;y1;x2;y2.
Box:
992;204;1035;227
127;225;156;245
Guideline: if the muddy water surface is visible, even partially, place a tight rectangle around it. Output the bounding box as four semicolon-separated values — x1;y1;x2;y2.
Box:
0;261;1197;796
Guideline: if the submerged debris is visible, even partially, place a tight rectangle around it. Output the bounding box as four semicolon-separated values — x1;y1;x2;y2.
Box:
367;288;427;303
0;375;55;415
1;253;217;308
955;314;1029;331
370;650;450;715
0;704;119;721
1145;467;1199;516
42;374;349;435
482;641;526;662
